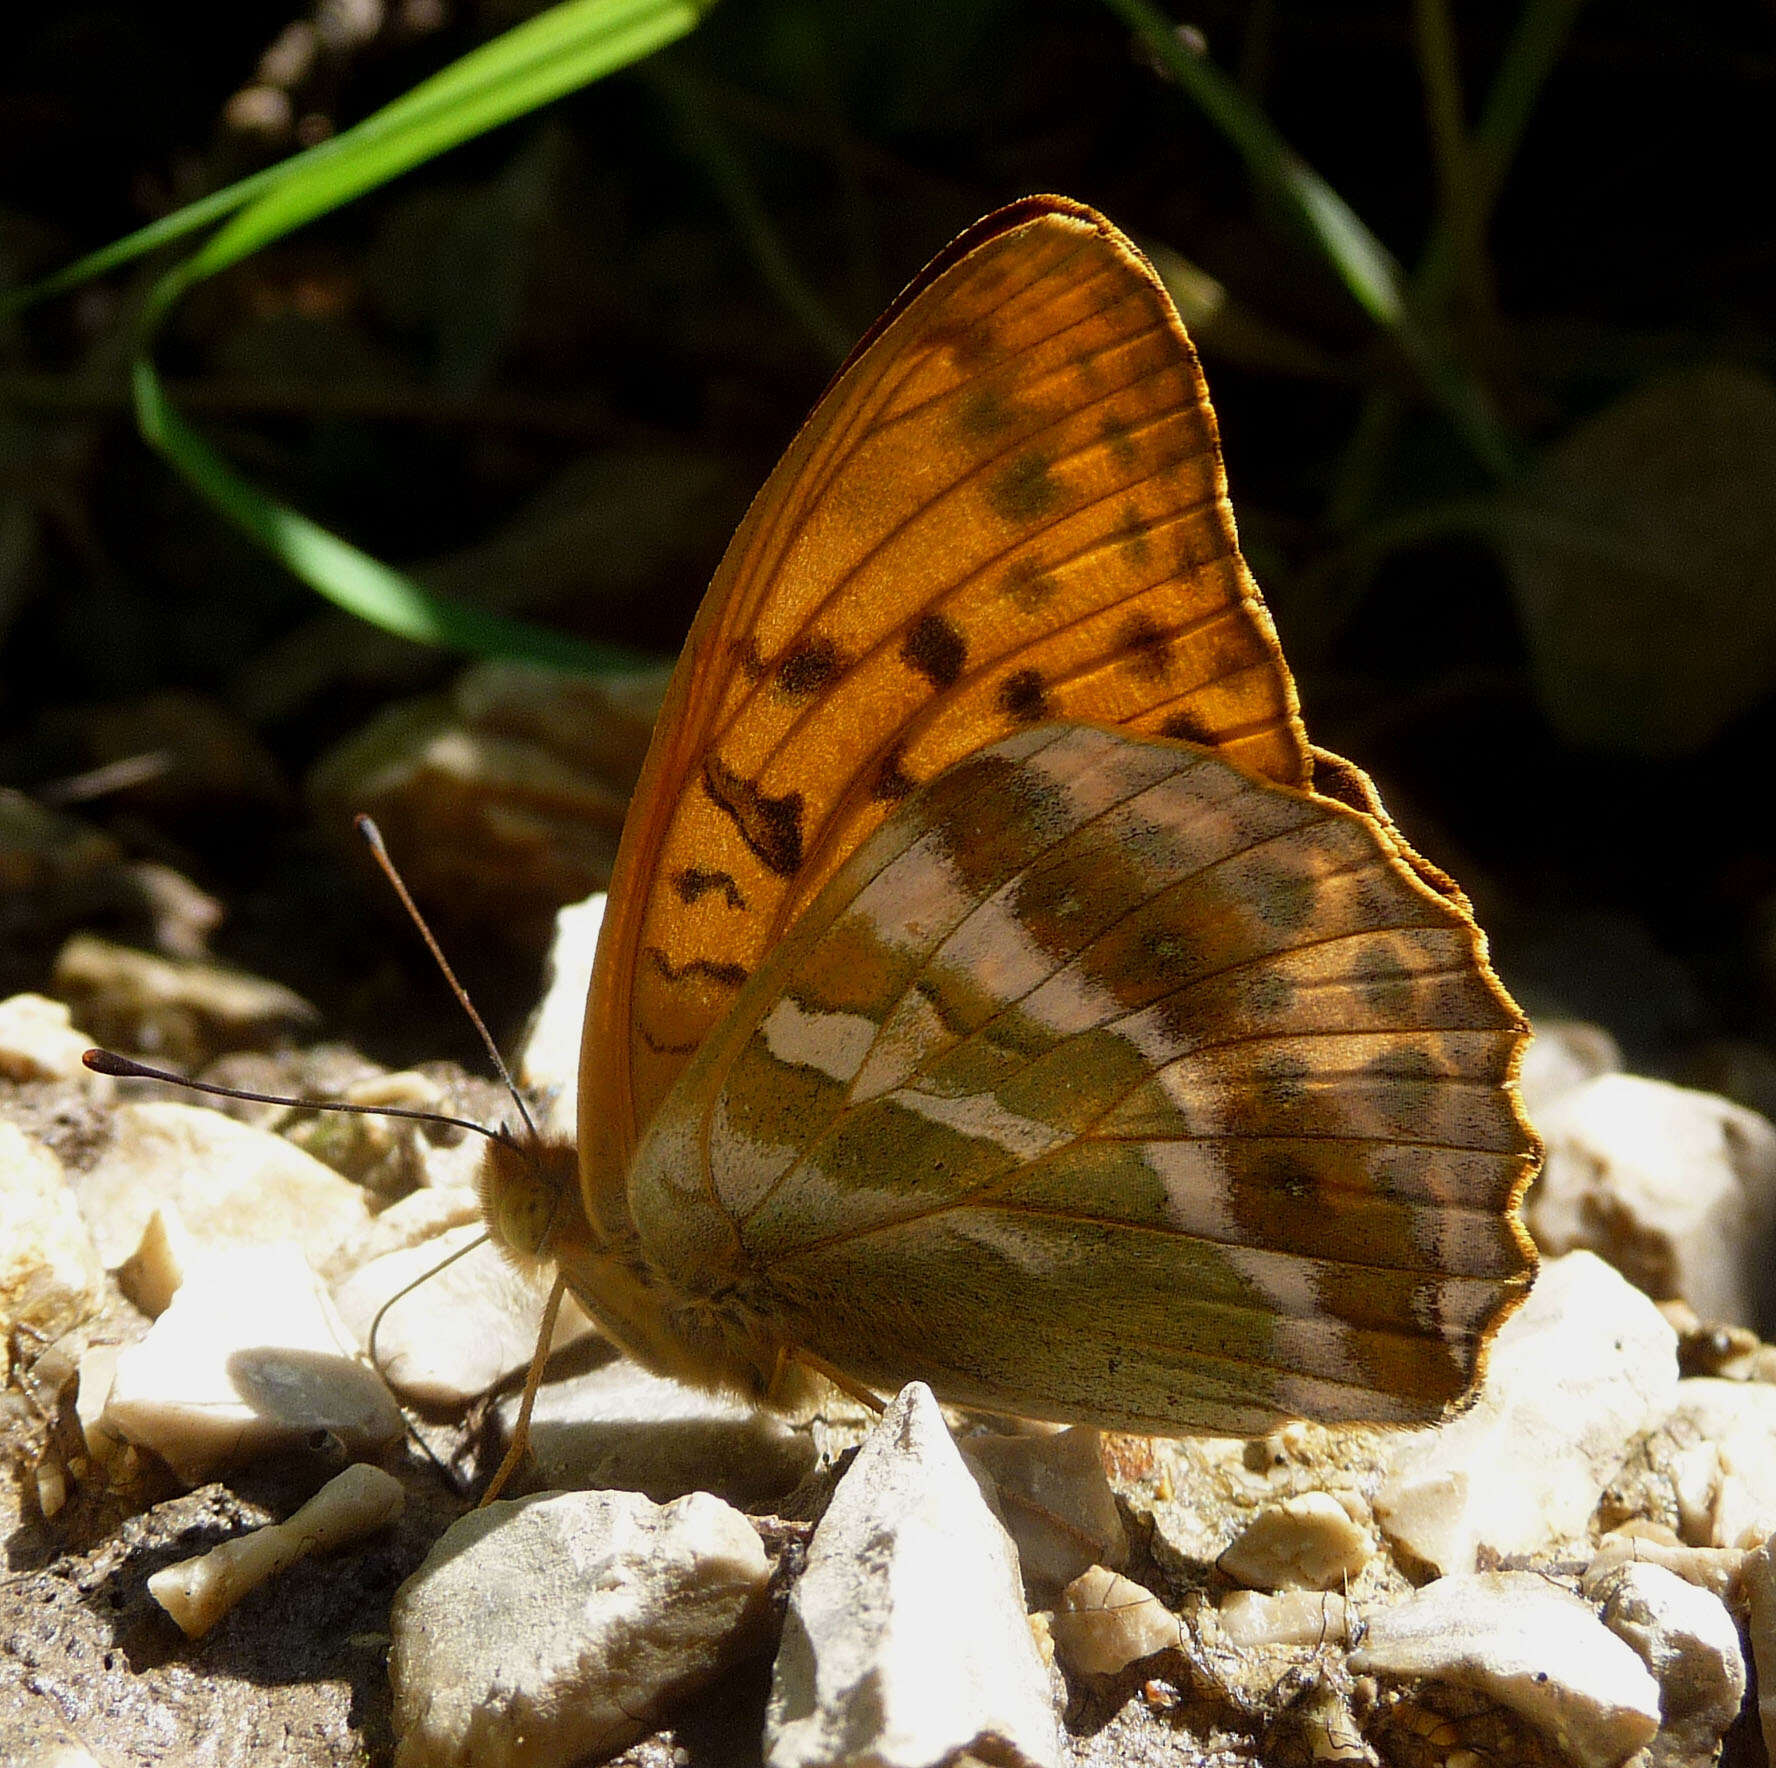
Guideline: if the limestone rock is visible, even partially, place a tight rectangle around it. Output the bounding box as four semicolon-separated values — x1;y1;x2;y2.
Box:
1585;1559;1745;1768
1375;1251;1678;1573
516;890;606;1141
389;1487;769;1768
1349;1571;1661;1768
0;1121;103;1341
0;992;106;1084
1664;1378;1776;1547
1049;1566;1179;1677
494;1354;816;1506
53;932;318;1065
70;1101;373;1274
1740;1532;1776;1763
308;660;666;954
1585;1529;1744;1602
1215;1588;1350;1650
149;1462;404;1639
1216;1490;1371;1591
764;1382;1059;1768
1527;1072;1776;1325
961;1426;1127;1597
331;1223;592;1406
102;1242;403;1483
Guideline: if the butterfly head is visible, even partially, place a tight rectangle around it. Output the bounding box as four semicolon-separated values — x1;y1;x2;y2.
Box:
477;1130;583;1271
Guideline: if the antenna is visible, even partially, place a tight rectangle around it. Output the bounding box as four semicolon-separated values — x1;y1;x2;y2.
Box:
354;815;540;1148
80;1050;520;1147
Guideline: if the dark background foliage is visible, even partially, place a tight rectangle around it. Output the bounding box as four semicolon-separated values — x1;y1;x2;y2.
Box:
4;0;1775;1087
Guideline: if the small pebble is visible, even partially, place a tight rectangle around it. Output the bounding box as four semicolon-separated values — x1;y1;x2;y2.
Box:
1217;1490;1370;1591
1048;1566;1178;1676
764;1383;1060;1768
150;1463;404;1638
102;1241;403;1483
390;1487;769;1768
1349;1571;1661;1768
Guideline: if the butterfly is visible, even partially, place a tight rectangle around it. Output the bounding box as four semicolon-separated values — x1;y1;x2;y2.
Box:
482;195;1538;1452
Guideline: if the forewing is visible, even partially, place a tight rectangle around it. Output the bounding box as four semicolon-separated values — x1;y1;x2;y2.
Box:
629;725;1537;1434
580;197;1310;1204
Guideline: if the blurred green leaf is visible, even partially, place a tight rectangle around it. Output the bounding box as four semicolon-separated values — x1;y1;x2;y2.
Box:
132;359;639;672
100;0;712;665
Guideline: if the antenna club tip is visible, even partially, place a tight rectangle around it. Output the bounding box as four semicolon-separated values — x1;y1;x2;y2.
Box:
83;1048;131;1076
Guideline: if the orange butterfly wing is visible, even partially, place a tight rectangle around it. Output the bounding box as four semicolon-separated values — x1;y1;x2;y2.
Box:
578;196;1311;1217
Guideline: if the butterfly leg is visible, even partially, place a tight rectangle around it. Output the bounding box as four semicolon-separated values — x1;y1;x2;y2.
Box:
777;1343;886;1414
478;1270;569;1506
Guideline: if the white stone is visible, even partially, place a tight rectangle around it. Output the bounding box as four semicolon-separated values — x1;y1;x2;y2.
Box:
1665;1378;1776;1547
1519;1018;1621;1115
1741;1533;1776;1762
517;891;606;1142
71;1101;373;1274
1348;1572;1661;1768
496;1355;816;1505
1217;1491;1371;1591
765;1383;1059;1768
389;1487;769;1768
335;1184;479;1269
114;1201;196;1317
75;1343;125;1464
0;1122;103;1341
1048;1566;1179;1677
0;992;107;1084
331;1223;591;1406
103;1241;403;1483
961;1426;1127;1596
1585;1559;1745;1768
1527;1072;1776;1326
1375;1252;1679;1574
150;1462;404;1638
1586;1530;1745;1603
1216;1588;1351;1650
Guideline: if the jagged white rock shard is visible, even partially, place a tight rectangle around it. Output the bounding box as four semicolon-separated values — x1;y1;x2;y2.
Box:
765;1382;1060;1768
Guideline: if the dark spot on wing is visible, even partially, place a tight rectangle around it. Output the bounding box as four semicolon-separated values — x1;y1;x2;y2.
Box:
1102;413;1138;468
1352;944;1418;1016
1119;613;1171;683
990;451;1060;524
645;947;750;990
1158;708;1214;746
1368;1045;1443;1081
927;318;999;369
730;636;768;683
1257;1053;1312;1110
1245;969;1294;1016
956;385;1017;440
1268;1151;1317;1201
1247;862;1318;932
1002;557;1058;610
873;744;917;803
996;668;1051;724
701;755;806;877
775;635;844;701
673;867;747;910
902;613;967;689
1117;503;1152;565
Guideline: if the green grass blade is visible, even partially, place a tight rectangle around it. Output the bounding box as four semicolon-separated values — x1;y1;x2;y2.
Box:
132;360;645;672
165;0;713;301
12;0;713;315
105;0;710;664
1100;0;1404;326
1102;0;1516;480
